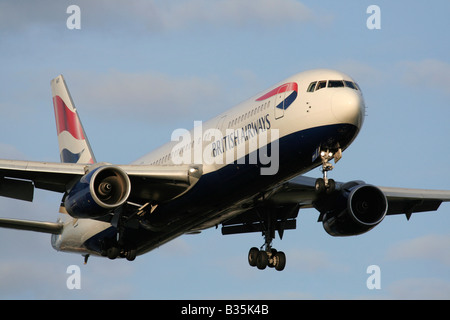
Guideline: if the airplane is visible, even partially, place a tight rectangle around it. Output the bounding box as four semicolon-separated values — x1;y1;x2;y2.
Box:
1;68;450;271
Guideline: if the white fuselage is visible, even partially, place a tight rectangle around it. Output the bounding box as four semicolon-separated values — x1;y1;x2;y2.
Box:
134;69;364;172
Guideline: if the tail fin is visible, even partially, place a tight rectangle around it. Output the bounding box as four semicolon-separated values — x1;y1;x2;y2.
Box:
51;75;96;164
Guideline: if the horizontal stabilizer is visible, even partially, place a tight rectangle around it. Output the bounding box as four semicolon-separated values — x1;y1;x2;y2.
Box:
0;218;63;234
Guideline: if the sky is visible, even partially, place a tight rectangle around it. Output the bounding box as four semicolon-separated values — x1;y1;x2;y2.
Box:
0;0;449;300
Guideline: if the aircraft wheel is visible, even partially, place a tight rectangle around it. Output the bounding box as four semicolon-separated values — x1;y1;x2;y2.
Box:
268;249;278;268
248;247;259;267
315;178;326;193
256;250;268;270
126;248;137;261
327;179;336;194
274;251;286;271
107;246;119;260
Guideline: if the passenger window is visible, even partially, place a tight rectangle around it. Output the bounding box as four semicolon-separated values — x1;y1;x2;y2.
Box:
328;80;344;88
307;81;317;92
316;81;327;91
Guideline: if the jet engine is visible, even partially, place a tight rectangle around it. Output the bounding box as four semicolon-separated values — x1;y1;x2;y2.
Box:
315;182;388;236
64;165;131;219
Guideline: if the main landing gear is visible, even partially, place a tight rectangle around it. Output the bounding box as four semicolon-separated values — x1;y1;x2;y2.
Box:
315;148;341;194
248;246;286;271
247;213;286;271
102;212;138;261
105;243;137;261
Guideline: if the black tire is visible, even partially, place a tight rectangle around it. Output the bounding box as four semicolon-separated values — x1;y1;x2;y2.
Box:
107;246;119;260
126;249;137;261
248;247;259;267
315;178;326;193
256;250;268;270
274;251;286;271
326;179;336;194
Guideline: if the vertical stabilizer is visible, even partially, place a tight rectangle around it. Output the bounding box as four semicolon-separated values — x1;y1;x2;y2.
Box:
51;75;96;164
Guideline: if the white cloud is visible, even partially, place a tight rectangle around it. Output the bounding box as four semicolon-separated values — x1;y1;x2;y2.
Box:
0;0;319;34
154;237;193;257
334;60;384;86
399;59;450;95
386;234;450;266
0;259;66;299
287;248;348;273
388;278;450;299
0;1;63;32
154;0;315;30
70;70;222;121
0;143;27;160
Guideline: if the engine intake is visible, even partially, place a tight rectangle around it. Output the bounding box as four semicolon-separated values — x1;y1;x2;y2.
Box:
316;183;388;236
65;165;131;218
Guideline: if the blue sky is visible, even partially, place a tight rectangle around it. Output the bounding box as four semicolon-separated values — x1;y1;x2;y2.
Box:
0;0;450;299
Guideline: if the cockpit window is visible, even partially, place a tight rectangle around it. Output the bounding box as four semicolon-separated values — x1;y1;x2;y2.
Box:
316;80;327;91
307;81;317;92
344;80;358;90
308;79;360;92
328;80;344;88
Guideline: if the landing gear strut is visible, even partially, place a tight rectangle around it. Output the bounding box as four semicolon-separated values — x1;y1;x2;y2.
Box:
247;207;287;271
315;148;341;194
103;212;138;261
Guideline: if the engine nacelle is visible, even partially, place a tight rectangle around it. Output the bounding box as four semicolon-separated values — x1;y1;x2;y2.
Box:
316;183;388;236
64;165;131;219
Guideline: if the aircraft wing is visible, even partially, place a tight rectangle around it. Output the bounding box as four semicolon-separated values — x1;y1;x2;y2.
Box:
221;175;450;236
268;175;450;218
376;186;450;219
0;159;202;203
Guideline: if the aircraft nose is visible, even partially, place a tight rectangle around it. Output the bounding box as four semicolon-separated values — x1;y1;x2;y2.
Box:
331;89;364;128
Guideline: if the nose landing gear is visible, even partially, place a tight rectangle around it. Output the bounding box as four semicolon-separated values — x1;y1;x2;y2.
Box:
315;148;341;194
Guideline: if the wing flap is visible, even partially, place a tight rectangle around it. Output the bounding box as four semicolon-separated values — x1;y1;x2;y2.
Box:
122;164;202;202
267;176;322;207
221;204;300;237
0;177;34;201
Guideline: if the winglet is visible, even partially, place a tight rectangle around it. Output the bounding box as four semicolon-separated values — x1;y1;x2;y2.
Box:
51;75;96;164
